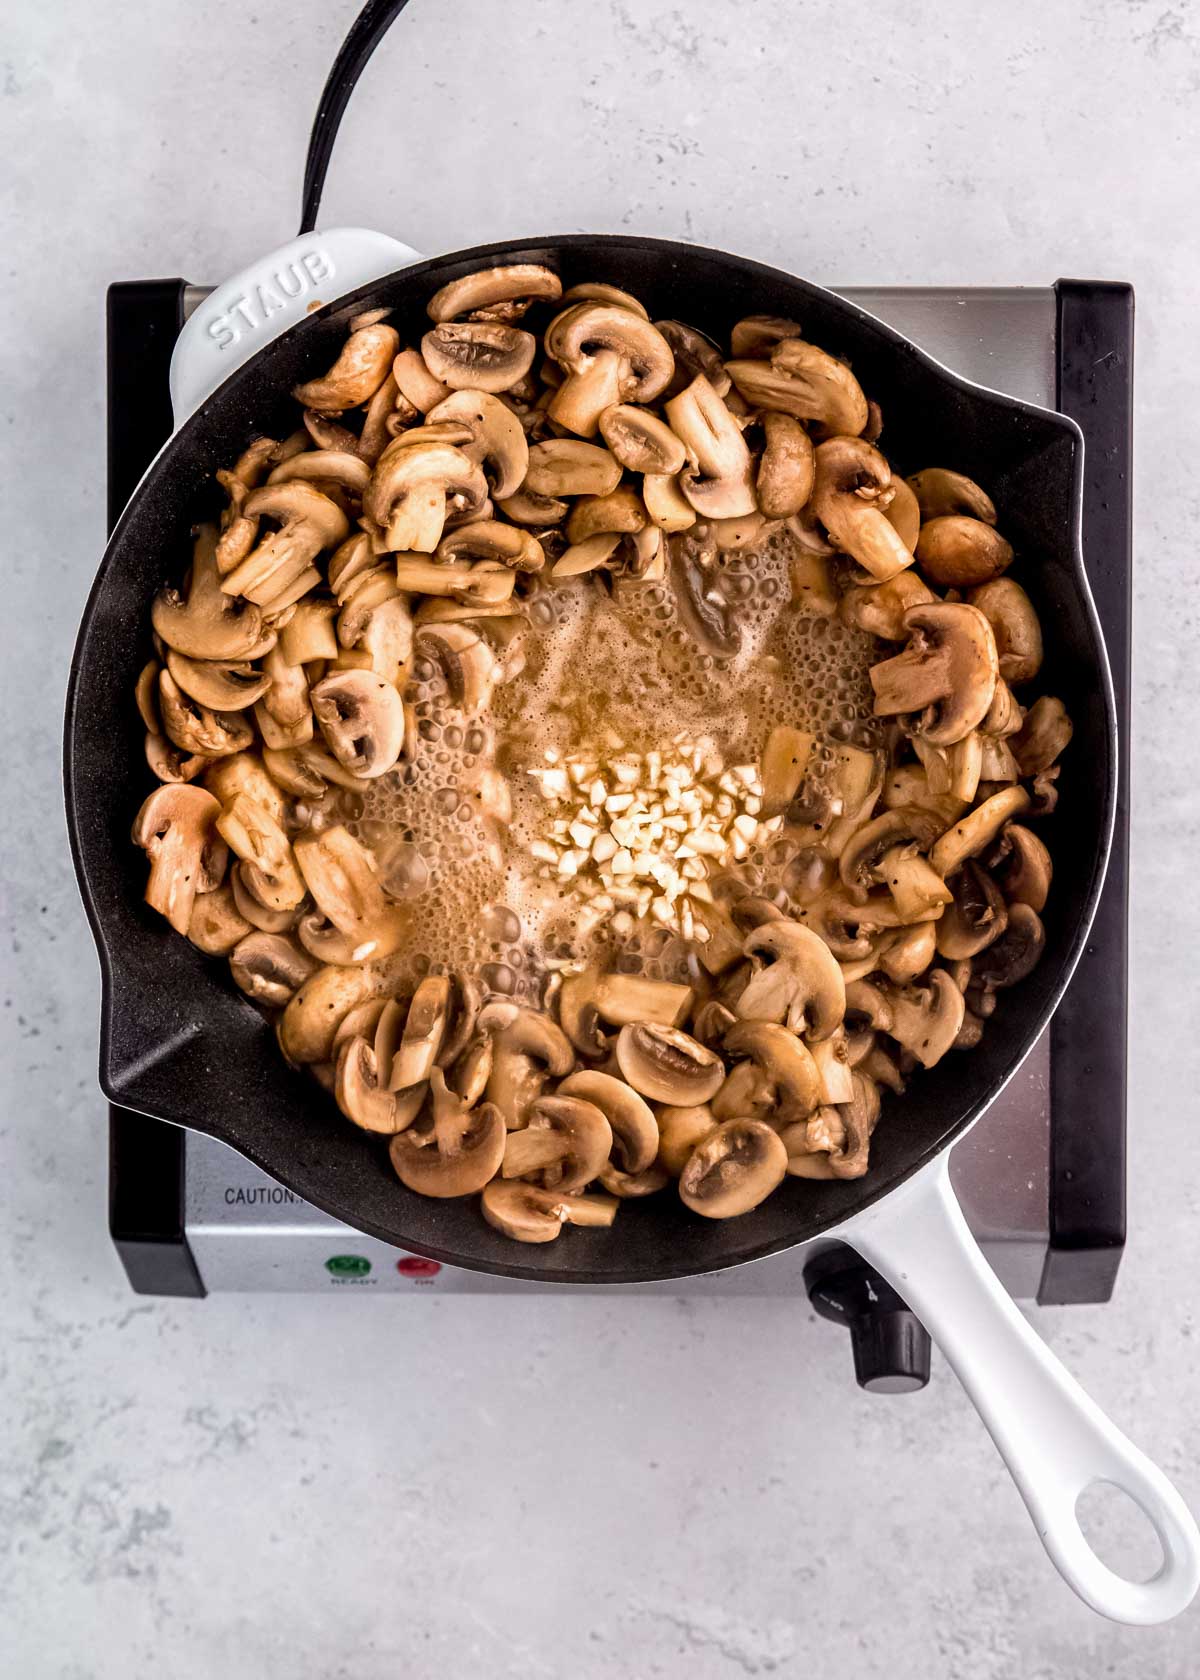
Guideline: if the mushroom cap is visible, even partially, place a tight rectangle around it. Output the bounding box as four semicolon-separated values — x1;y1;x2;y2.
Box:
665;375;757;520
557;1069;659;1174
729;315;804;359
501;1094;612;1193
915;516;1013;588
756;413;815;520
267;449;372;495
427;263;562;324
906;467;997;524
839;571;935;641
186;881;252;954
934;861;1009;960
812;436;913;583
427;390;530;499
335;1034;407;1134
164;649;271;713
968;578;1042;685
885;971;965;1068
366;438;488;553
279;961;389;1063
414;620;498;715
293;322;400;411
152;526;267;661
728;340;868;434
311;669;406;779
241;480;351;551
436;520;545;572
972;903;1045;990
735;921;847;1041
614;1023;725;1106
929;785;1030;878
523;439;623;499
389;1089;507;1198
987;823;1052;913
870;602;999;746
420;322;536;394
723;1019;822;1119
678;1118;788;1219
654;1105;718;1176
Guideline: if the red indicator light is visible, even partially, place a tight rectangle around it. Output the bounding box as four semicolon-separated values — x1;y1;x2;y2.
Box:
396;1255;441;1278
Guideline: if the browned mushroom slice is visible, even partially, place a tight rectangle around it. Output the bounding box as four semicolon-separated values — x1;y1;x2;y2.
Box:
727;339;868;435
654;1105;717;1176
756;413;815;519
152;525;268;661
812;436;913;582
480;1003;576;1128
877;921;938;985
293;826;410;961
839;571;936;640
665;375;756;519
426;391;530;499
229;932;317;1008
655;319;731;399
735;921;846;1039
678;1119;788;1218
216;793;305;912
310;669;406;778
186;882;252;954
614;1023;724;1106
278;960;391;1064
557;1070;659;1175
157;670;253;759
427;264;562;324
545;304;674;436
916;516;1013;588
131;783;223;934
480;1180;618;1242
935;862;1009;960
972;903;1045;990
598;404;687;475
293;323;400;411
884;971;965;1068
565;486;646;545
335;1034;409;1134
421;321;536;394
929;786;1031;878
884;477;921;551
390;1072;507;1197
985;823;1052;912
415;621;498;715
838;806;953;895
366;438;488;554
723;1020;822;1121
1012;695;1073;775
163;648;271;713
870;603;998;746
906;468;996;524
223;483;349;605
642;471;697;533
598;1163;671;1198
523;438;623;499
385;976;452;1091
729;314;804;359
145;732;210;785
500;1094;612;1192
968;578;1043;685
555;967;693;1059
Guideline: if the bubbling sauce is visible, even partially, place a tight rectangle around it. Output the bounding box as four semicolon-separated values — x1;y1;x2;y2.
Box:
350;527;882;999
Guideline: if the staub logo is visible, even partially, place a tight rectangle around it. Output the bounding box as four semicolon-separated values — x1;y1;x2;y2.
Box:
206;248;335;349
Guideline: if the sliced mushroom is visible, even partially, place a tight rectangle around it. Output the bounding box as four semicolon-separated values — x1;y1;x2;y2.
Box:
145;732;210;785
839;570;936;640
810;1030;855;1105
390;1071;507;1196
1012;695;1073;775
935;861;1009;959
723;1019;822;1120
426;390;530;499
481;1002;576;1128
612;1023;722;1106
669;534;740;658
496;486;570;527
335;1034;410;1134
666;374;756;518
972;903;1045;989
885;970;965;1067
216;792;305;911
598;1163;671;1198
480;1179;618;1242
415;621;498;714
907;468;996;524
186;881;252;954
421;321;536;394
812;436;913;582
366;438;488;553
152;525;267;660
203;750;286;824
229;931;317;1008
278;960;394;1064
870;602;998;745
293;825;409;960
565;486;646;544
222;483;349;606
310;669;406;778
726;340;867;435
655;319;730;399
163;648;271;713
986;823;1052;912
436;519;545;573
877;921;937;985
929;786;1031;878
884;477;921;551
729;315;803;359
756;413;815;519
157;671;253;759
387;975;452;1090
546;304;674;436
523;438;622;499
735;921;846;1040
916;516;1013;588
678;1118;788;1218
968;578;1042;685
557;1069;658;1174
500;1094;612;1192
555;967;693;1059
267;449;372;495
838;805;951;895
651;1105;714;1176
131;784;223;934
642;471;697;532
598;404;687;475
760;726;816;818
293;322;400;410
427;263;561;324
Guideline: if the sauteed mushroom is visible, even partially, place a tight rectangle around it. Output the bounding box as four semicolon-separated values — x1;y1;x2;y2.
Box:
615;1023;725;1105
678;1119;788;1218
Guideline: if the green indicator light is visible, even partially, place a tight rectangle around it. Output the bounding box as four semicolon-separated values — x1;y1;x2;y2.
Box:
325;1254;371;1277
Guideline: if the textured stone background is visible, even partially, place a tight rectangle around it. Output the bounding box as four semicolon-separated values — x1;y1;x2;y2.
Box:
3;0;1199;1673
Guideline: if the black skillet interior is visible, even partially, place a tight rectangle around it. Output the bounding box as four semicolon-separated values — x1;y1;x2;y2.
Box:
66;235;1114;1282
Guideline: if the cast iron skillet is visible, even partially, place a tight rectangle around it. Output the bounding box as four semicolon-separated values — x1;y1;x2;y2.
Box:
66;230;1108;1282
63;0;1200;1625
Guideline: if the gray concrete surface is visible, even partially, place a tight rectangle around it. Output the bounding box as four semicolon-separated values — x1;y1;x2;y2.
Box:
3;0;1199;1673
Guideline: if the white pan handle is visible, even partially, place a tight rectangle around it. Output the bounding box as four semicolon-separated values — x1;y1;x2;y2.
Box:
169;227;422;427
849;1155;1199;1623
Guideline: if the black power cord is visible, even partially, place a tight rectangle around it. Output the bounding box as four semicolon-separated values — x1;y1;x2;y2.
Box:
299;0;418;236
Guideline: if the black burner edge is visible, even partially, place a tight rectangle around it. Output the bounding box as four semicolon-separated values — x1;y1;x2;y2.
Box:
106;280;206;1297
1038;281;1133;1306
